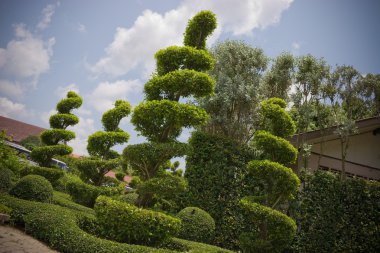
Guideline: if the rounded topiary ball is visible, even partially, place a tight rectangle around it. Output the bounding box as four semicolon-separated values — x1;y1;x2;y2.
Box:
177;207;215;243
10;174;53;202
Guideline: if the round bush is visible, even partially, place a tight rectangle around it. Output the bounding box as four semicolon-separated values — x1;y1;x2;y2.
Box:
0;167;14;192
10;174;53;202
177;207;215;243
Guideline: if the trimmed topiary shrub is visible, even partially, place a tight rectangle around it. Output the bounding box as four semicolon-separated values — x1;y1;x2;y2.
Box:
10;174;53;202
95;196;181;246
20;165;64;186
0;167;14;192
66;179;100;207
115;172;126;181
177;207;215;243
0;203;12;214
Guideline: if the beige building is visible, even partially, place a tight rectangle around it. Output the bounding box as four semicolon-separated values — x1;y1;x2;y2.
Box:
290;116;380;181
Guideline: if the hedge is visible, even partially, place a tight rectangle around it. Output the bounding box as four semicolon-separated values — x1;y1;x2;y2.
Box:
10;175;53;202
95;196;181;245
20;165;64;186
0;193;231;253
177;207;215;243
289;170;380;252
52;191;95;215
0;167;13;192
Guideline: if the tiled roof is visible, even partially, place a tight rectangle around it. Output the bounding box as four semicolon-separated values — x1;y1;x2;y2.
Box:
0;116;46;143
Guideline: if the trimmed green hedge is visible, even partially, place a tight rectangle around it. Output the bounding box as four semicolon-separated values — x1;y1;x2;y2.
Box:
20;165;64;186
52;191;95;215
10;175;53;202
95;196;181;245
177;207;215;243
289;171;380;252
0;193;231;253
0;167;13;192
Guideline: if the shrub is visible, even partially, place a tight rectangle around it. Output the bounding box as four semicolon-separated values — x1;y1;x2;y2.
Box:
0;167;14;192
113;193;139;205
0;203;12;214
177;207;215;243
289;170;380;253
52;191;95;215
115;172;126;181
10;175;53;202
95;196;181;245
20;165;64;186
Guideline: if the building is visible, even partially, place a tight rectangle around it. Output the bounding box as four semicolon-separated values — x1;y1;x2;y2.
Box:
290;116;380;180
0;116;46;143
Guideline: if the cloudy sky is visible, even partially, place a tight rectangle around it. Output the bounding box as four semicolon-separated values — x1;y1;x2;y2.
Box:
0;0;379;157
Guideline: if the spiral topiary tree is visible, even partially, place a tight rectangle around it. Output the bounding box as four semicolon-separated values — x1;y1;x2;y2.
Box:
77;100;131;186
31;91;82;167
240;98;300;253
123;10;217;207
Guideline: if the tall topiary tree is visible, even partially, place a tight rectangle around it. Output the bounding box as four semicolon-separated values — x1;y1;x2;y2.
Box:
77;100;131;186
31;91;82;167
123;10;217;207
240;98;300;253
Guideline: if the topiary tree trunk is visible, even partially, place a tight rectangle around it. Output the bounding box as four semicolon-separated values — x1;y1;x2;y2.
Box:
240;98;300;253
31;91;82;167
123;10;217;207
77;100;131;186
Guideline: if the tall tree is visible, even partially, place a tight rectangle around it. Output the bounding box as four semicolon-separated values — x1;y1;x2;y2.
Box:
123;10;217;207
31;91;82;167
198;40;268;144
240;98;299;253
77;100;131;186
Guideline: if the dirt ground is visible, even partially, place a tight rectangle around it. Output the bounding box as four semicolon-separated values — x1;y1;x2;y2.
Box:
0;225;59;253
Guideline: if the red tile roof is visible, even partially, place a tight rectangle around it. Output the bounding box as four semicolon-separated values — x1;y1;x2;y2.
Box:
0;116;46;143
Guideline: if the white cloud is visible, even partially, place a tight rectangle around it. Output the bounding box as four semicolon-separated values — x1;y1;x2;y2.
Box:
77;23;87;33
292;41;300;50
91;0;292;78
67;117;95;156
55;83;79;97
88;79;142;112
0;24;55;85
0;97;30;118
0;80;24;99
40;109;56;127
37;2;60;30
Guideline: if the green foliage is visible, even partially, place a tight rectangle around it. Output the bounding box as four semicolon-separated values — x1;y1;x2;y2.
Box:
95;196;181;245
183;10;217;50
115;171;126;181
0;131;23;175
261;52;295;100
20;165;64;186
10;174;53;202
102;100;132;132
137;173;187;211
124;142;188;180
0;203;12;214
132;100;208;142
155;46;214;76
31;91;82;167
239;198;297;253
252;131;297;166
20;135;43;151
198;40;268;144
87;131;129;159
31;144;73;167
77;158;119;185
145;70;215;101
186;131;254;249
52;191;95;215
0;167;14;192
177;207;215;244
260;98;296;138
289;171;380;253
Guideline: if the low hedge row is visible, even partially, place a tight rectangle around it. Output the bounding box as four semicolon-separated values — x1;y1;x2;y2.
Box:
0;193;232;253
52;191;95;215
95;196;181;245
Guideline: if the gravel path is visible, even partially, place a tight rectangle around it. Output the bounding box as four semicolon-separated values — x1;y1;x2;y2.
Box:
0;225;59;253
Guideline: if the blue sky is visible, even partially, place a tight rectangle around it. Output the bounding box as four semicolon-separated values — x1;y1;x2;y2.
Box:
0;0;379;157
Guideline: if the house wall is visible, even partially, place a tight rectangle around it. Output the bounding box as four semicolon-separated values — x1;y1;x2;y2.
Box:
307;131;380;180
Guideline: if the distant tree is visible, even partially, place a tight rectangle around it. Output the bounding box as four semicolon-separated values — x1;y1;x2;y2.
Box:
31;91;82;167
240;98;300;253
77;100;131;186
20;135;43;151
261;52;295;100
357;73;380;116
123;10;217;207
198;40;268;144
